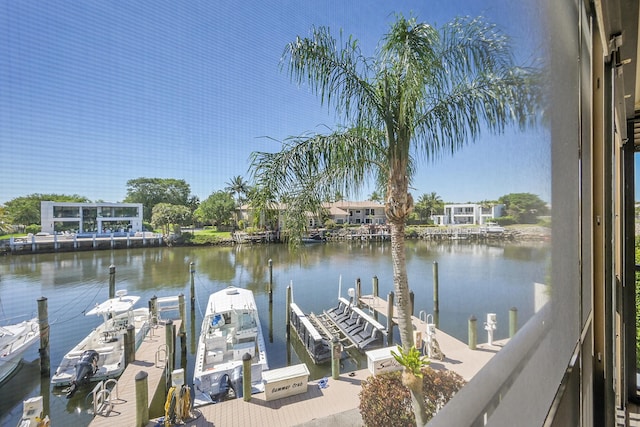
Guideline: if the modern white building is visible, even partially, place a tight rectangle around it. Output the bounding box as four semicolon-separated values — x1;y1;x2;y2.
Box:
435;203;504;226
40;201;144;235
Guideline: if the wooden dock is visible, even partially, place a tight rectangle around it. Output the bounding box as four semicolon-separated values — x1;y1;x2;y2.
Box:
359;295;507;381
88;320;180;427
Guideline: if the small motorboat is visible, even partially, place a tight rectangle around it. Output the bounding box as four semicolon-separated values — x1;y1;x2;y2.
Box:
193;286;268;407
0;317;39;384
51;290;149;395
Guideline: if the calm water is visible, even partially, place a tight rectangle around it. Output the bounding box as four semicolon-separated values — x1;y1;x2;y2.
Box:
0;239;549;427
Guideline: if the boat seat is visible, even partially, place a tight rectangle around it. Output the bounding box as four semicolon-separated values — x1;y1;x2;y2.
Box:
358;329;382;349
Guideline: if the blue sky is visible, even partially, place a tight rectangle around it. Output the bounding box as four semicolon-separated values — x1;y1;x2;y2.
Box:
1;0;550;205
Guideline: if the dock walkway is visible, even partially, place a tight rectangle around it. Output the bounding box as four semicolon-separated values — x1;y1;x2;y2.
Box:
359;295;506;381
140;296;506;427
89;321;180;427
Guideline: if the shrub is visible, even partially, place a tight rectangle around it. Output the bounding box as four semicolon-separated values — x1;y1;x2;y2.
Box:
25;224;41;234
359;368;466;427
494;216;516;226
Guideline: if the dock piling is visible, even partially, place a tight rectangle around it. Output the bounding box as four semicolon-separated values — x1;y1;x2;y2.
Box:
125;324;135;366
189;262;195;310
356;278;361;308
178;294;186;355
285;284;292;340
149;296;158;326
242;353;252;401
433;261;439;327
37;297;50;377
468;315;477;350
509;307;518;337
165;319;175;373
409;290;415;316
372;276;379;321
386;291;395;346
268;259;273;303
331;336;340;380
109;265;116;299
135;371;149;427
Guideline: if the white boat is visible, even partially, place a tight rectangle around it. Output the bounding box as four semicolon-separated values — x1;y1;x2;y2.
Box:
16;395;49;427
0;317;39;384
51;290;149;396
193;286;268;407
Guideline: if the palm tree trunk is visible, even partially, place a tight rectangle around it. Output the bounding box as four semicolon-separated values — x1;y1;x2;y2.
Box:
386;168;428;426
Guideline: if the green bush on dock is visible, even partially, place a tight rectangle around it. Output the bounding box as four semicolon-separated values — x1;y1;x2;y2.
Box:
358;367;466;427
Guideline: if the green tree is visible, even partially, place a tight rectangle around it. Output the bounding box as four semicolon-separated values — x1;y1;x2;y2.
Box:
225;175;250;225
368;190;384;203
151;203;191;235
251;15;538;424
195;191;235;227
498;192;548;223
4;193;89;226
124;177;191;222
414;192;444;221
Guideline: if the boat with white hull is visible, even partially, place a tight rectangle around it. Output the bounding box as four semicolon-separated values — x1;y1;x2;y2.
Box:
193;286;268;407
0;317;39;384
51;290;149;396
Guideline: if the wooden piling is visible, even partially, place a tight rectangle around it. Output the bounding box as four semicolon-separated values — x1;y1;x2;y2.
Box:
242;353;252;401
179;294;186;355
331;336;340;380
285;285;292;340
109;265;116;299
509;307;518;337
386;291;394;346
189;262;195;310
268;259;273;303
37;297;50;377
149;295;158;326
165;319;174;373
468;315;477;350
135;371;149;427
125;324;135;366
372;276;379;321
433;261;439;327
355;278;361;308
409;290;414;316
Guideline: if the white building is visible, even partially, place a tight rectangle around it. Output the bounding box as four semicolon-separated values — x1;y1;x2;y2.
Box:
41;201;144;235
435;203;504;226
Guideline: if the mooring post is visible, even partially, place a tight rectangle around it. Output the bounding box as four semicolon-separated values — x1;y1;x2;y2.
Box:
331;336;340;380
409;290;415;316
37;297;50;377
178;294;187;355
165;319;174;373
125;324;135;366
386;291;394;346
372;276;379;321
268;259;273;303
468;315;477;350
433;261;440;328
109;264;116;299
135;371;149;427
509;307;518;337
242;353;252;401
285;285;292;340
355;278;361;308
149;295;158;327
189;262;195;310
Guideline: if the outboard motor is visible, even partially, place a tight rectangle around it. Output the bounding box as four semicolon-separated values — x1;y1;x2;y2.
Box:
66;350;99;398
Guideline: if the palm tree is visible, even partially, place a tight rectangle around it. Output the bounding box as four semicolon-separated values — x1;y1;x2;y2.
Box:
225;175;250;226
251;14;539;424
415;192;443;221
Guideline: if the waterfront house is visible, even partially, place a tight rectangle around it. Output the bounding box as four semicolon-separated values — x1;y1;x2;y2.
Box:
40;201;144;235
434;203;504;226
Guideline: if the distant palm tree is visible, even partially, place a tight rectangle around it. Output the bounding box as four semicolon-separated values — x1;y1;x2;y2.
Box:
416;192;443;221
251;15;539;424
225;175;250;226
368;190;384;203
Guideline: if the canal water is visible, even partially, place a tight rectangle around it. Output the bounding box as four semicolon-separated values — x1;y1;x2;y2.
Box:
0;239;549;427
